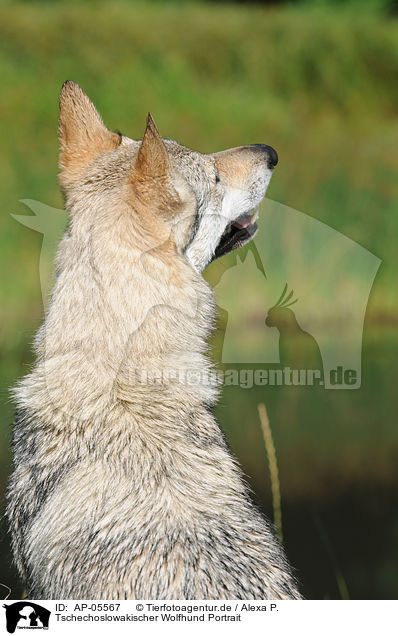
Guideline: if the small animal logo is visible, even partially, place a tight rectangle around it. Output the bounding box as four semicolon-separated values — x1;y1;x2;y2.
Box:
266;283;323;372
3;602;50;634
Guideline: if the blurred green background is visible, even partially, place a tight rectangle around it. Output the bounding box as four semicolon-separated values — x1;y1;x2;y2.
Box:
0;0;397;599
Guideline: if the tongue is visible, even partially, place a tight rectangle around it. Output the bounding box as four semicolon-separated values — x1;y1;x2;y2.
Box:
232;214;252;230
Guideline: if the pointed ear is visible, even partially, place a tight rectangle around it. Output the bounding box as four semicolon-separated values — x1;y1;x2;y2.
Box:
58;81;121;174
135;113;171;179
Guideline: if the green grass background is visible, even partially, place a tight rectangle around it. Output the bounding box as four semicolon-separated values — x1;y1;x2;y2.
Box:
0;0;397;599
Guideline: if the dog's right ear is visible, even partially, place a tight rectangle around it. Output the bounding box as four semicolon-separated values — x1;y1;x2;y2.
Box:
135;113;172;180
131;114;183;218
58;81;121;180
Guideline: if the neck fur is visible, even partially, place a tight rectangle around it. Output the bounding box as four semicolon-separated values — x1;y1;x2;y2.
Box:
15;201;218;433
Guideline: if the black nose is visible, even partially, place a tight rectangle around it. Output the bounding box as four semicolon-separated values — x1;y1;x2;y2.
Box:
251;143;278;169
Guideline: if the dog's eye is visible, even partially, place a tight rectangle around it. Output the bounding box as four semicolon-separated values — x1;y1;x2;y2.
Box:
215;173;221;184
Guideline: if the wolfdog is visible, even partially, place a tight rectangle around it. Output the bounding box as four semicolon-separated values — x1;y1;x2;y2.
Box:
7;81;300;599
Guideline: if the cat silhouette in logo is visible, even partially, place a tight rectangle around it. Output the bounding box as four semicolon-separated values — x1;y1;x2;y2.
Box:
3;602;50;634
265;284;323;374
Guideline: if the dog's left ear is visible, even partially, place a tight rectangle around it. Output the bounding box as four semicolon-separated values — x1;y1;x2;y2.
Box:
58;81;121;178
135;113;172;180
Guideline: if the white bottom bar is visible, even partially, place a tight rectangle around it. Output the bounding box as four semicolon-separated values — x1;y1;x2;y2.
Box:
2;600;396;635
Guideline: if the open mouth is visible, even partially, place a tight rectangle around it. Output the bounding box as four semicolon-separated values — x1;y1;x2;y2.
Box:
213;211;258;260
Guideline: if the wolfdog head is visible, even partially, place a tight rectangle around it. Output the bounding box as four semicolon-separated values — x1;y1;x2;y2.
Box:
59;81;277;272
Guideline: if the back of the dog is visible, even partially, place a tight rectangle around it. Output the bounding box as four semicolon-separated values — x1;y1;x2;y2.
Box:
8;406;298;599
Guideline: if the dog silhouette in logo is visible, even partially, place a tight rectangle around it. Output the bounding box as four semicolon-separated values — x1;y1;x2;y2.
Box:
3;602;50;633
265;283;323;374
206;241;267;363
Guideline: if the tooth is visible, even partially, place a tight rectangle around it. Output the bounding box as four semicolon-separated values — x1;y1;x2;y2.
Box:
251;207;259;222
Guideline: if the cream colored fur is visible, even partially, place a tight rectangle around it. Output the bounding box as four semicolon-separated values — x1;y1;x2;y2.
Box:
7;82;300;600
